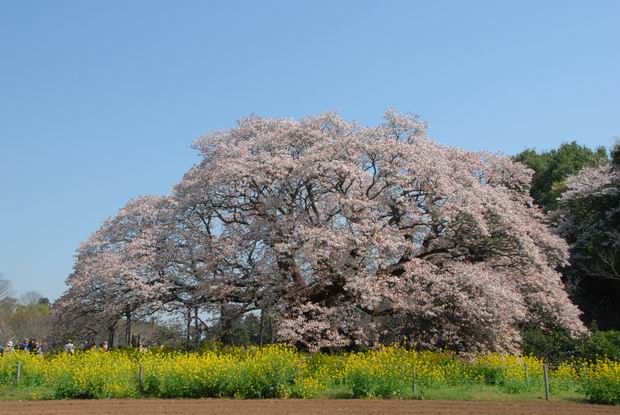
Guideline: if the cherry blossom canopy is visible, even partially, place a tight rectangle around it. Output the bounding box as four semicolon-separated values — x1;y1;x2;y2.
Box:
54;111;584;352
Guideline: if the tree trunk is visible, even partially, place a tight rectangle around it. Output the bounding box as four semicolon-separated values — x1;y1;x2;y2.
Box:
268;313;275;343
259;309;265;346
108;322;116;349
125;312;132;348
194;307;199;347
186;307;191;350
220;302;233;345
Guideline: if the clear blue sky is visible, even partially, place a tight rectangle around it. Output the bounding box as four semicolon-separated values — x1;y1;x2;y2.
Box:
1;1;618;300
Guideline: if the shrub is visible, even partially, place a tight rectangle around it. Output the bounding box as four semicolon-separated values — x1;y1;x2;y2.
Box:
580;359;620;404
522;326;620;365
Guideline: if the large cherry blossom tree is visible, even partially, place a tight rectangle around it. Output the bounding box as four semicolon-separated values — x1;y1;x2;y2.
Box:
171;111;583;352
55;111;584;353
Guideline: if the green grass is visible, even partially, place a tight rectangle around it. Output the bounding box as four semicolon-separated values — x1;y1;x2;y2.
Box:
400;384;587;403
316;384;586;403
0;385;54;400
0;384;593;404
320;386;355;399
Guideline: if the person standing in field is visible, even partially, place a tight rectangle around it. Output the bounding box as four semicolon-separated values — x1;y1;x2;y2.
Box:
64;340;75;354
33;340;43;355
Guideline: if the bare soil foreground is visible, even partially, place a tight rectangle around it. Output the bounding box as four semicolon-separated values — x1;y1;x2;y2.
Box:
1;399;619;415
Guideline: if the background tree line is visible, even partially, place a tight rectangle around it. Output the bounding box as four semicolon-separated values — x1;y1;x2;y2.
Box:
0;276;51;344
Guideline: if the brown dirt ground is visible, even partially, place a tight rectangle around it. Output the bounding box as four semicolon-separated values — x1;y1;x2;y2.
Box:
0;399;619;415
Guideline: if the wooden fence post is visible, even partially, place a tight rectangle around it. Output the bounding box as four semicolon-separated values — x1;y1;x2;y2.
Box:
524;363;529;388
16;361;21;384
543;364;550;401
139;365;144;393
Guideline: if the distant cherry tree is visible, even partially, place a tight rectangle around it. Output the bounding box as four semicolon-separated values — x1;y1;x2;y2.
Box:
52;196;174;346
55;111;584;352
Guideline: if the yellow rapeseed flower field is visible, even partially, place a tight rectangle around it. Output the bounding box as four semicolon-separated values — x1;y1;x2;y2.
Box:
0;346;618;403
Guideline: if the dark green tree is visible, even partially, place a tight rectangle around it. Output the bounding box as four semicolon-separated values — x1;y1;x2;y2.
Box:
552;142;620;329
514;142;608;211
613;140;620;166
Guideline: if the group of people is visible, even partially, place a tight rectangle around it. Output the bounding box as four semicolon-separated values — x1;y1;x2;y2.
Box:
0;338;154;355
0;338;44;355
0;339;111;355
64;340;109;354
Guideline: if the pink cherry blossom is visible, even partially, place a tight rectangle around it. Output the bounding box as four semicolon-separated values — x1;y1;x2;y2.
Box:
55;111;584;352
